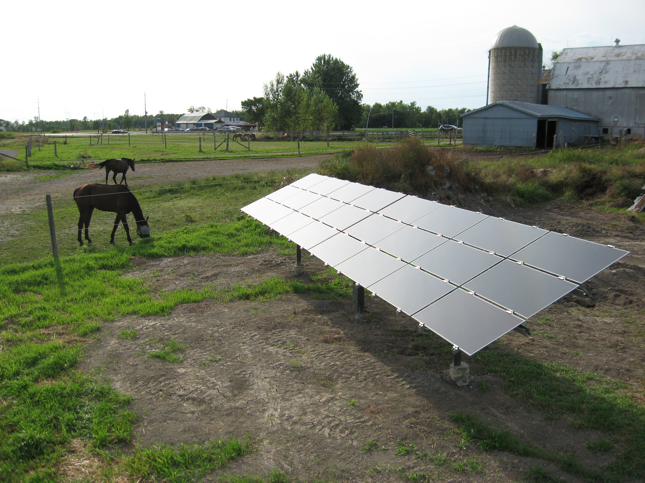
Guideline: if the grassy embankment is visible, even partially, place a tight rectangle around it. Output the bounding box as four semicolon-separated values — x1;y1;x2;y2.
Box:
2;141;645;481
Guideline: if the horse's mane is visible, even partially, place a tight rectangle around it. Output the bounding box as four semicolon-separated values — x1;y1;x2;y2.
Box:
127;191;145;222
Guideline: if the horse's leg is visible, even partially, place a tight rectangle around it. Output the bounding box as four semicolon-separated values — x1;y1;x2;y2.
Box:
110;214;121;244
112;171;118;184
77;214;84;246
121;172;127;186
121;213;133;245
82;207;94;245
105;168;109;184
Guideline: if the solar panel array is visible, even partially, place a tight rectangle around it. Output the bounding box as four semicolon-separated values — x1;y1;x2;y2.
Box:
242;174;628;355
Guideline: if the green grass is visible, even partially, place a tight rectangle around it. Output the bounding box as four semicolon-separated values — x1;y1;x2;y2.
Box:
148;339;185;362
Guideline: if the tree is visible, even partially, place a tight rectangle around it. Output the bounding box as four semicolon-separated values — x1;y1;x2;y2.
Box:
302;54;363;130
122;109;132;131
241;97;267;125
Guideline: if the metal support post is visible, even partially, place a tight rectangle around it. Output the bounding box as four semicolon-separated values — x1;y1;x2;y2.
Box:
449;345;470;384
353;283;364;318
452;346;461;367
293;245;305;275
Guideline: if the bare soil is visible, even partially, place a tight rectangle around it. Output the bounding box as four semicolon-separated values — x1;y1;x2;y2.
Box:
5;154;645;481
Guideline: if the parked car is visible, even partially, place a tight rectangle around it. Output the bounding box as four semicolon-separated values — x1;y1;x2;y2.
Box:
112;129;128;134
193;127;210;131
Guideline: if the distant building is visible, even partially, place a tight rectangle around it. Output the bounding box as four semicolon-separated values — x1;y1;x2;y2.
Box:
211;110;240;124
462;101;598;148
547;42;645;139
176;113;217;130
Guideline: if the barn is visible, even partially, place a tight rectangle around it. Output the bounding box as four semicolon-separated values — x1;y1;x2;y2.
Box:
175;113;217;130
461;101;599;148
547;43;645;140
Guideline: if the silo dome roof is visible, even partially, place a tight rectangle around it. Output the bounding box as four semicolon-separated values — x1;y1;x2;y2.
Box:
491;25;538;49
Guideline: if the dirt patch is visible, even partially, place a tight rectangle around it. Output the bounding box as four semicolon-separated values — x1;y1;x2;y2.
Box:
6;155;645;480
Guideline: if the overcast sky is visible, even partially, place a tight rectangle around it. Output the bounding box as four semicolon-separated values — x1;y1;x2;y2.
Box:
4;0;644;123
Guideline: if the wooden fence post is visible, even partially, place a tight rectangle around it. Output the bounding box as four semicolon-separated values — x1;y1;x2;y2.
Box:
553;134;557;151
54;141;58;157
226;134;230;151
248;135;251;150
199;137;202;152
46;194;59;258
164;134;167;148
128;133;131;147
326;131;329;147
214;133;216;150
297;139;301;157
89;135;92;146
25;146;29;167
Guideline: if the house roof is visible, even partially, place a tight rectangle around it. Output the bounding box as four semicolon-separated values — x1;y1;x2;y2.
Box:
462;101;599;121
176;113;217;123
548;44;645;89
212;110;238;118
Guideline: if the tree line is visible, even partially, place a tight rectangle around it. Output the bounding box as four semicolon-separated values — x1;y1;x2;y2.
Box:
2;54;471;133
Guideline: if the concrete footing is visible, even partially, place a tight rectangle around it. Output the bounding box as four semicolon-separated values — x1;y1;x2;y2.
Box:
449;362;470;384
293;264;305;276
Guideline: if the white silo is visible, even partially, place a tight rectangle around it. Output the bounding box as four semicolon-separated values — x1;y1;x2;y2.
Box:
488;25;543;104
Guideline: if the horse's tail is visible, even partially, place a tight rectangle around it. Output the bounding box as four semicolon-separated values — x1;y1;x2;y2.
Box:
86;159;109;169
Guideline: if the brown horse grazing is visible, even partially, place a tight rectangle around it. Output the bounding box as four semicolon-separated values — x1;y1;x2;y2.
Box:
74;183;150;246
232;132;244;141
87;158;136;185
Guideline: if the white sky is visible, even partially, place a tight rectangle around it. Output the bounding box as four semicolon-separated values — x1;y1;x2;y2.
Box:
4;0;644;123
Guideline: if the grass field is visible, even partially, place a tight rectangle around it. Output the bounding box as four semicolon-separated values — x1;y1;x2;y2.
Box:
2;147;645;481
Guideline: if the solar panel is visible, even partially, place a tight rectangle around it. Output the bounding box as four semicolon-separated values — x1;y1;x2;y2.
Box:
510;232;628;283
345;214;404;245
306;177;350;196
266;185;301;203
379;196;442;224
351;188;406;212
368;265;455;315
463;260;577;319
299;196;345;220
336;247;407;288
376;225;447;262
291;173;327;190
269;212;315;236
457;217;548;256
413;241;503;285
280;190;323;211
241;174;629;355
288;220;339;250
308;233;368;267
319;204;372;231
327;182;375;203
413;289;523;356
413;204;488;238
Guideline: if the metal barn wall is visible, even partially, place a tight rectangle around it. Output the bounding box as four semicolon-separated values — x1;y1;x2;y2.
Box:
549;88;645;136
463;106;536;146
556;120;600;144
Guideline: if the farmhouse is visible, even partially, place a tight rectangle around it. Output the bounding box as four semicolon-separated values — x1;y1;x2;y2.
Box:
462;101;598;148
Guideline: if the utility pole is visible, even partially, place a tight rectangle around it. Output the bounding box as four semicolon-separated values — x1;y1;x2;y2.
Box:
144;93;148;133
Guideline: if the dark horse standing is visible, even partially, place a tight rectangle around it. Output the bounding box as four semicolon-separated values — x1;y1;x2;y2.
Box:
87;158;135;185
74;183;150;246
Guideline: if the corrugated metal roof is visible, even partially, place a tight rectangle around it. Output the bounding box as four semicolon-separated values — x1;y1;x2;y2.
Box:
548;45;645;89
462;101;599;121
491;25;539;49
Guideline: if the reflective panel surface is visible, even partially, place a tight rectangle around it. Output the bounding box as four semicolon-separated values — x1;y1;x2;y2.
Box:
511;232;629;283
291;173;326;190
241;198;275;218
336;248;406;288
413;241;503;285
288;221;338;250
327;182;375;203
368;265;455;315
320;204;372;230
280;190;323;210
379;196;442;224
376;225;447;262
351;188;406;212
269;212;315;236
457;217;548;256
463;260;577;319
307;177;350;195
308;233;367;267
267;185;301;203
254;203;295;225
299;197;345;220
413;289;523;356
414;205;488;238
345;214;403;245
